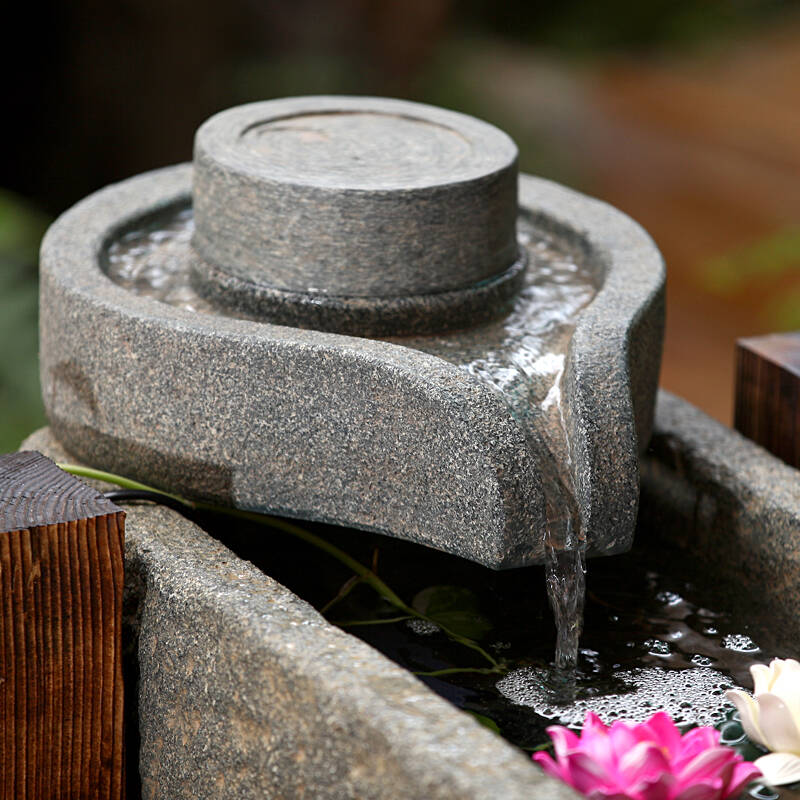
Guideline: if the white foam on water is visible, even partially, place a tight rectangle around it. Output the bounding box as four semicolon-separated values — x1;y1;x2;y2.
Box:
406;619;440;636
496;666;739;728
722;634;760;653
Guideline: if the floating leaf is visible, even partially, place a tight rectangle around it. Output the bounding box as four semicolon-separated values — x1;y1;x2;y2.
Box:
412;585;493;641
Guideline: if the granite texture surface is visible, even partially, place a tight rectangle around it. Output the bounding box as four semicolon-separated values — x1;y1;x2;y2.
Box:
192;97;519;298
639;390;800;648
21;427;573;800
39;158;663;568
189;246;528;337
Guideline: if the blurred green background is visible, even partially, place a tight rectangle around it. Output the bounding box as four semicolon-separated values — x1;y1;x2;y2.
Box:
2;0;799;450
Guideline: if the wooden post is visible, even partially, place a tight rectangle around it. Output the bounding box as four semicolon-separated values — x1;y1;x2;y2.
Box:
0;451;125;799
735;333;800;469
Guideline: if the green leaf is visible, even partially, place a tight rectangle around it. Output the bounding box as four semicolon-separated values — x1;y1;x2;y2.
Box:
412;585;493;641
465;710;501;735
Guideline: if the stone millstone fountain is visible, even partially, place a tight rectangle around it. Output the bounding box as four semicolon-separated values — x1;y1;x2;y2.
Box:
31;97;800;800
39;96;665;570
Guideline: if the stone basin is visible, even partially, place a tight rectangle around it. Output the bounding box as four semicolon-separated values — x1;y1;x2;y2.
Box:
38;97;665;569
22;390;800;798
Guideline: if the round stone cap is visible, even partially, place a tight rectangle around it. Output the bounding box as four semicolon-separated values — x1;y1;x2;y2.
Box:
191;96;520;325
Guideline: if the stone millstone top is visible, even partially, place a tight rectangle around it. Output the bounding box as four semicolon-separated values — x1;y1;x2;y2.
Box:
0;451;121;533
190;96;524;334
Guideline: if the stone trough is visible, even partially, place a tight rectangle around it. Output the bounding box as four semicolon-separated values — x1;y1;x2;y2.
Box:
22;391;800;798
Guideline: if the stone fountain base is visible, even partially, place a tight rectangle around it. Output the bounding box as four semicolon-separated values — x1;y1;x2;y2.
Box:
22;389;800;799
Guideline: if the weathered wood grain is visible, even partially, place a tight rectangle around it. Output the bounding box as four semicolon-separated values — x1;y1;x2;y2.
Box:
735;333;800;468
0;451;124;799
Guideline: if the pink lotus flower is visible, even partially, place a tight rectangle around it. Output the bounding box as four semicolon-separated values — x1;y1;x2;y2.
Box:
533;711;761;800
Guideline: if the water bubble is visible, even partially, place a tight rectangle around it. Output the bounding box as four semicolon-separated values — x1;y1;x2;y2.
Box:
644;639;672;656
656;590;683;606
719;720;747;746
496;666;739;728
747;784;780;800
722;634;760;653
406;619;440;636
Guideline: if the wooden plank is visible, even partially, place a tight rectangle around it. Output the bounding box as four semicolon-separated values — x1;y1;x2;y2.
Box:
735;333;800;468
0;451;125;799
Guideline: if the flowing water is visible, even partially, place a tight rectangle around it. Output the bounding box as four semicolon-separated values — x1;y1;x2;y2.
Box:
388;220;594;677
105;206;597;677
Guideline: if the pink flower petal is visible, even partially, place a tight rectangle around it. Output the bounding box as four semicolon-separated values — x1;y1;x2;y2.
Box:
673;728;722;772
677;747;739;787
754;752;800;786
713;761;738;798
587;792;632;800
680;727;720;752
547;725;580;759
565;751;616;795
618;741;671;785
532;751;565;782
724;761;762;797
628;771;677;800
609;720;641;761
584;712;610;735
540;710;759;800
673;781;723;800
579;723;618;769
639;712;682;757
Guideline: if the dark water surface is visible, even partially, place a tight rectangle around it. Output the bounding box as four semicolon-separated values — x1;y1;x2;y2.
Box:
203;511;784;755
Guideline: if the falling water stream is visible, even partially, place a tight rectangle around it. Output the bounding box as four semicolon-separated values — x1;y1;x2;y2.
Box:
390;222;595;681
105;207;599;689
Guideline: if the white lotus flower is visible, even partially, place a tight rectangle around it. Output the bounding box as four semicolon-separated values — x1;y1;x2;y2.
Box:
727;658;800;786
